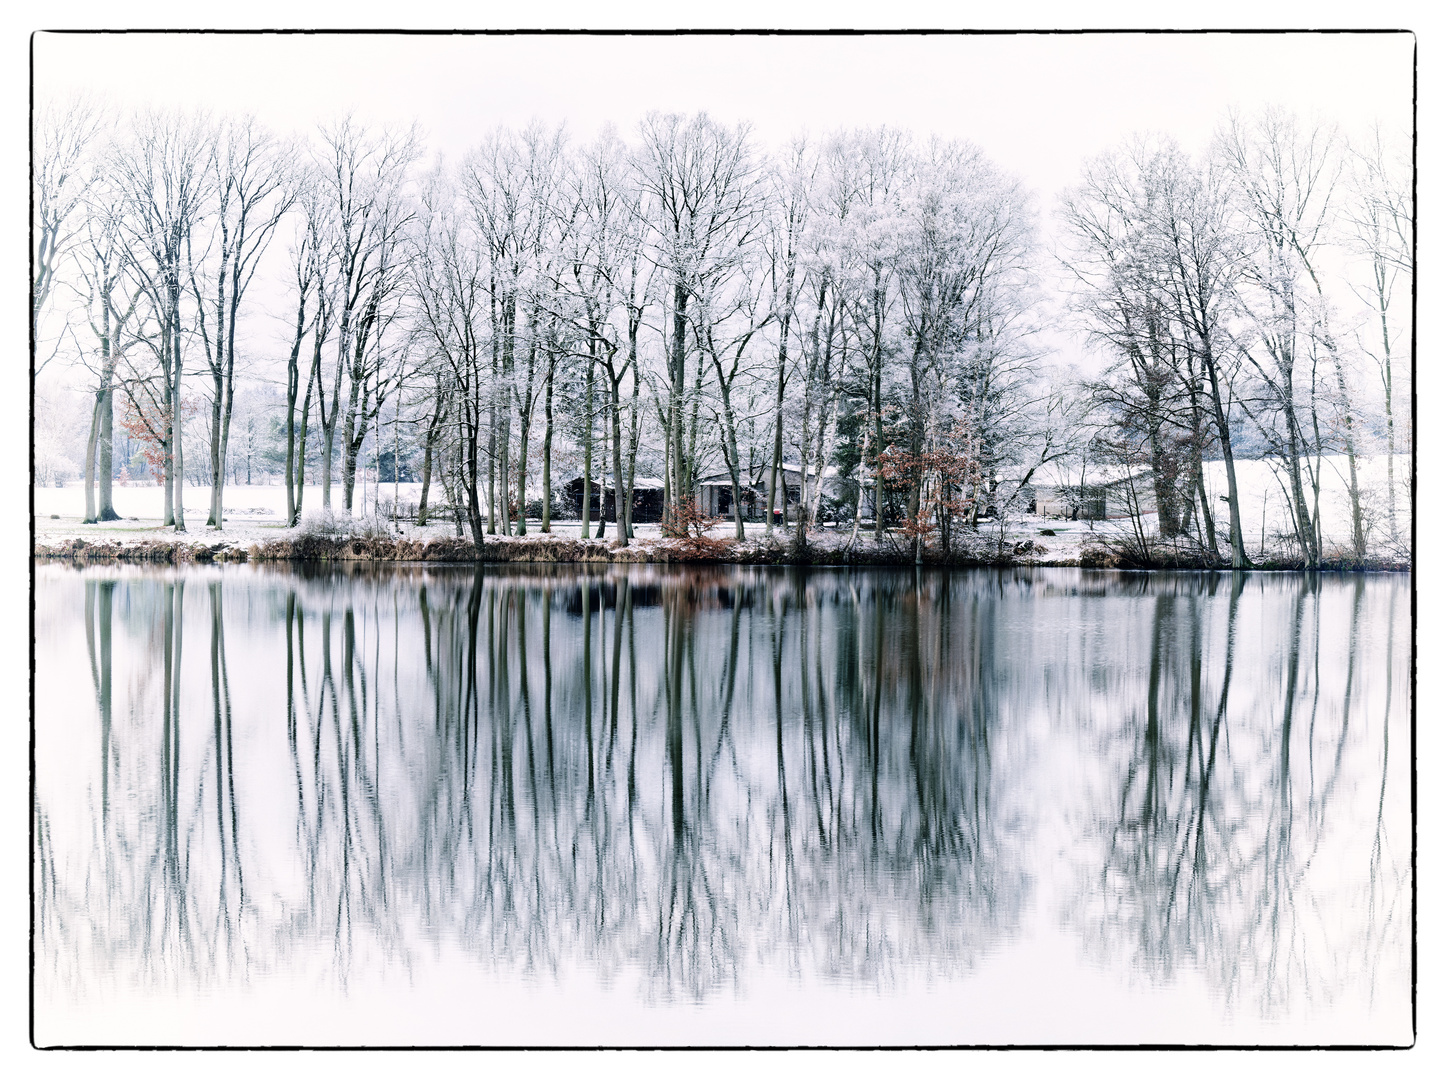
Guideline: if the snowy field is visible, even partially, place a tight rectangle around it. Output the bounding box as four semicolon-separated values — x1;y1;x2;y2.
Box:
33;482;682;546
32;454;1411;562
1193;454;1411;557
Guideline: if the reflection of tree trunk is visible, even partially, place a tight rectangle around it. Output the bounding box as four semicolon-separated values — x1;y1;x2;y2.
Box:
1318;579;1365;806
161;581;187;941
1190;573;1240;872
86;581;117;830
626;581;639;810
210;582;245;917
516;588;539;834
1370;584;1397;884
771;587;793;913
799;581;827;846
666;587;684;841
542;585;555;796
1142;596;1169;830
99;582;114;825
495;586;515;832
870;587;883;846
1279;581;1307;814
907;572;928;842
464;575;483;800
582;579;595;811
609;578;625;761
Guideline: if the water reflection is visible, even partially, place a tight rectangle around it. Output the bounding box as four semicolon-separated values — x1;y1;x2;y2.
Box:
33;563;1410;1043
1065;574;1410;1022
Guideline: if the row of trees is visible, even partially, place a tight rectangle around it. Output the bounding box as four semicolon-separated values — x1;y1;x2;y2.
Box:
1059;109;1411;566
34;101;1410;565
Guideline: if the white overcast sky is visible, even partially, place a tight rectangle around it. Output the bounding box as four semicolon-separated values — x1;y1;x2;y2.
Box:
33;30;1413;204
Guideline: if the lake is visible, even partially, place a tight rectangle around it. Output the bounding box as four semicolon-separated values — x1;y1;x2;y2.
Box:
32;562;1412;1046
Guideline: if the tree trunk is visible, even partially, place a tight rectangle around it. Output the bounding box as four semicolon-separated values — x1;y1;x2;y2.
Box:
541;357;553;532
486;405;496;535
1332;357;1367;559
625;367;640;539
417;440;433;527
712;358;747;543
582;346;594;540
321;310;347;512
906;336;927;564
611;376;628;546
668;283;689;527
97;385;117;521
1184;374;1217;556
596;406;609;541
1200;351;1247;568
516;405;530;537
171;303;186;533
770;354;788;533
283;298;305;527
82;394;100;523
292;360;316;526
207;370;226;528
341;365;364;514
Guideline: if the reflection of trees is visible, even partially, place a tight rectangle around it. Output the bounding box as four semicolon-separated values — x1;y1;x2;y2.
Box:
407;565;1029;1000
748;571;1025;990
1071;572;1410;1020
37;563;1033;1007
37;570;250;1000
36;564;1408;1026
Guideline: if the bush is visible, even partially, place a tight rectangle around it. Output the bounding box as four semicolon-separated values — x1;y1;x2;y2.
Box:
295;508;348;538
350;511;395;539
1081;534;1229;570
659;496;736;560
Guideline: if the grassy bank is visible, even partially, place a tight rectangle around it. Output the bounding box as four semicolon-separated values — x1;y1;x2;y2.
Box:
34;531;1054;568
32;514;1410;573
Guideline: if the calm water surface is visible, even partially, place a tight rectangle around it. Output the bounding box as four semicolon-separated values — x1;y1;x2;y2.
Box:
33;563;1411;1045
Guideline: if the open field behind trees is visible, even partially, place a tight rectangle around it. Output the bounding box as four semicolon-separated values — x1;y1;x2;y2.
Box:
33;99;1411;570
33;453;1409;569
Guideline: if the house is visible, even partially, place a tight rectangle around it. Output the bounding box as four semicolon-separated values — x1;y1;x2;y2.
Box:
693;471;764;518
695;463;875;521
1031;467;1158;521
562;476;666;522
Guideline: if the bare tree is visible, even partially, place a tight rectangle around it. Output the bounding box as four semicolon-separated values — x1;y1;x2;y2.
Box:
633;112;764;527
694;254;772;540
112;109;213;531
892;139;1032;561
75;176;141;523
279;181;326;526
1217;108;1342;566
311;117;419;513
463;122;567;536
188;116;295;528
1345;126;1412;546
830;127;910;542
409;163;490;543
33;97;104;375
761;138;814;534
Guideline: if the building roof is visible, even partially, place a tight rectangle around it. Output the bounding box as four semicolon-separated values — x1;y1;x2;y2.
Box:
565;476;665;490
1035;465;1153;490
696;463;839;486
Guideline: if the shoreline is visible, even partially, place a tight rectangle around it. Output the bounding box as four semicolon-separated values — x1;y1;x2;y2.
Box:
31;532;1411;573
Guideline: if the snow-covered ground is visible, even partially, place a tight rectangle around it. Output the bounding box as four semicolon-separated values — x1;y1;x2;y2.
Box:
31;482;808;548
32;454;1410;562
29;479;1122;562
1195;454;1411;556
